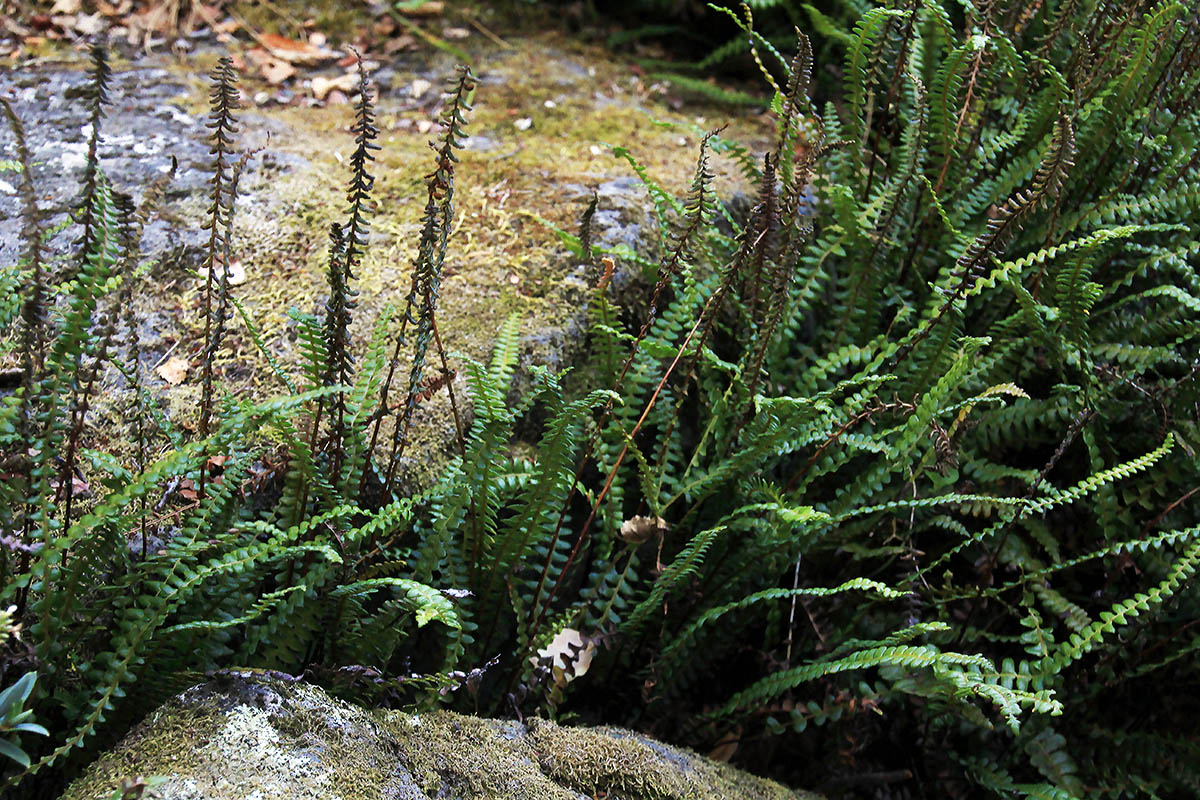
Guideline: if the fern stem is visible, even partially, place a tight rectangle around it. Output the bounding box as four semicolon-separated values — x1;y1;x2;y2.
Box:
525;292;720;653
431;318;466;454
198;56;240;459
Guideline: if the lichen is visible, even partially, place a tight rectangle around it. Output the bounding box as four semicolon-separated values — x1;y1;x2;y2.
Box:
62;677;816;800
62;681;400;800
54;28;772;495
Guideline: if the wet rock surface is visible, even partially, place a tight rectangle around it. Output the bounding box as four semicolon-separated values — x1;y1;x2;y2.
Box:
59;675;819;800
1;33;770;486
0;64;212;265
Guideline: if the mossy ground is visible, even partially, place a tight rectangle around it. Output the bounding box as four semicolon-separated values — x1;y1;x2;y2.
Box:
15;20;773;492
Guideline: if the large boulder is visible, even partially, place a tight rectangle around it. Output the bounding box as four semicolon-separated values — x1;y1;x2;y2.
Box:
60;675;819;800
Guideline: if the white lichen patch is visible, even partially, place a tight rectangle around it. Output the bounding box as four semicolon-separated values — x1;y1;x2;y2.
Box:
202;704;342;800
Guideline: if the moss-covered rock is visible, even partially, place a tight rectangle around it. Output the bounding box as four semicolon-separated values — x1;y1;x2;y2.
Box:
60;675;819;800
1;28;770;492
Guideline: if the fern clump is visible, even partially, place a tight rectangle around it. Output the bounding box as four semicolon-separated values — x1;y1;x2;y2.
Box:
0;49;463;798
500;2;1200;797
2;3;1199;799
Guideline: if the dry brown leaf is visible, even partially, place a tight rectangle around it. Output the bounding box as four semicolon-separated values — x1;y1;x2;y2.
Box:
155;356;189;385
311;73;359;101
73;13;107;35
383;33;416;54
619;515;668;545
4;16;33;37
707;727;742;762
95;0;132;17
396;1;444;17
260;58;296;86
259;32;337;65
243;47;272;65
597;255;616;292
211;15;240;35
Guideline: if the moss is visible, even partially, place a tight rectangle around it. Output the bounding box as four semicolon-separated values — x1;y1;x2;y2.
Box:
58;698;223;800
526;718;809;800
34;27;773;498
61;680;403;800
375;710;580;800
62;678;817;800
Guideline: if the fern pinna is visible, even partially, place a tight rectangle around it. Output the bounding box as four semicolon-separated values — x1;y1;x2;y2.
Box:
2;4;1199;799
0;51;459;798
439;3;1200;798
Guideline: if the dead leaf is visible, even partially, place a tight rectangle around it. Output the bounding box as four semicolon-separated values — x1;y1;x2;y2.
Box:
409;77;432;96
384;33;416;54
597;256;616;292
532;628;596;689
4;16;33;36
155;356;189;385
212;16;240;35
396;1;444;16
198;261;246;286
311;73;359;101
260;58;296;85
50;0;80;13
95;0;132;17
259;32;337;65
619;515;668;545
707;726;742;762
442;27;470;40
243;47;272;65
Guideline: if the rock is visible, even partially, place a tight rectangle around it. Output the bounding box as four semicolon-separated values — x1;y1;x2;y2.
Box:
60;675;818;800
0;33;773;489
0;65;215;267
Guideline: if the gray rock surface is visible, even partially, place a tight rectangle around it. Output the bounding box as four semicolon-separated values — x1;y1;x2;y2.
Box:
1;34;769;488
60;675;819;800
